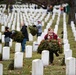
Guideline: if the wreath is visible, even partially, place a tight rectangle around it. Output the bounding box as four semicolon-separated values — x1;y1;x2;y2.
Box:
11;30;24;43
29;25;38;36
37;39;63;55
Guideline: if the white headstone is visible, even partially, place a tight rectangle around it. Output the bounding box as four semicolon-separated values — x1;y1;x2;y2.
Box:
37;36;42;44
14;52;23;68
44;29;47;35
75;37;76;41
1;26;5;32
63;39;68;44
33;41;39;51
15;43;21;52
0;64;3;75
16;26;20;31
65;50;72;63
32;59;43;75
25;45;32;58
66;57;76;75
41;50;49;66
0;32;2;40
52;13;55;20
0;44;2;53
64;44;70;54
2;47;10;60
29;33;33;41
9;39;12;47
42;21;44;26
2;35;5;43
11;25;15;30
8;23;11;29
41;32;45;39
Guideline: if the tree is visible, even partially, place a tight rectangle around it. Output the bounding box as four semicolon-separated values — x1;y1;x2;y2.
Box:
68;0;76;25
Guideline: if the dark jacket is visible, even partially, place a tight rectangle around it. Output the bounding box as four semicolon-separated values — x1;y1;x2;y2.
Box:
4;31;12;38
4;31;12;42
21;25;29;40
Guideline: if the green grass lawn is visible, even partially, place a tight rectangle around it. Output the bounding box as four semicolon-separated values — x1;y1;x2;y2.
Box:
0;13;76;75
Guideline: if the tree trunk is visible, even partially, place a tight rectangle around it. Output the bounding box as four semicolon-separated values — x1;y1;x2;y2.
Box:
74;7;76;25
6;0;9;10
6;4;9;10
68;7;76;25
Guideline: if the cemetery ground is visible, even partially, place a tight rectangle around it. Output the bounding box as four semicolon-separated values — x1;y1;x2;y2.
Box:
0;14;76;75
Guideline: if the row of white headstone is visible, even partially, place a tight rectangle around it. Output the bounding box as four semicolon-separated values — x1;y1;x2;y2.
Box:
12;8;47;13
0;45;32;68
0;44;50;75
12;4;39;9
31;12;62;75
0;10;47;31
0;4;61;32
12;4;64;13
63;13;76;75
54;13;60;34
32;50;49;75
0;41;39;53
71;21;76;41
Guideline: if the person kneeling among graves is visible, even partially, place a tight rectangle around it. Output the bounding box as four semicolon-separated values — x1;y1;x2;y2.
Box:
44;28;61;64
4;26;12;46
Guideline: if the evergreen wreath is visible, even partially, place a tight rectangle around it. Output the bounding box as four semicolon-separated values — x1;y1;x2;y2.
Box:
29;25;38;36
37;39;63;55
11;30;24;43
